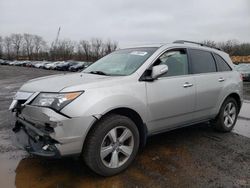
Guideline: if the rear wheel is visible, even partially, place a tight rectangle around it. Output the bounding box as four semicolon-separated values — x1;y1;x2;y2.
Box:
213;97;239;132
83;114;139;176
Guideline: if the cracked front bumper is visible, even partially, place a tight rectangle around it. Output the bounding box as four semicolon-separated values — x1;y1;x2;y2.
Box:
11;105;96;157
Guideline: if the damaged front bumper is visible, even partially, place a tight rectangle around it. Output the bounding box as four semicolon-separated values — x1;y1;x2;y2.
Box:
13;117;61;157
11;104;96;158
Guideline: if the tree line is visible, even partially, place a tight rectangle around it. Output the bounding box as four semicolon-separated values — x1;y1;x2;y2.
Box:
0;34;249;62
202;40;250;56
0;33;118;62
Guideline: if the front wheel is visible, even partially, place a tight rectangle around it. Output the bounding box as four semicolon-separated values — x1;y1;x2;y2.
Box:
83;114;139;176
212;97;239;132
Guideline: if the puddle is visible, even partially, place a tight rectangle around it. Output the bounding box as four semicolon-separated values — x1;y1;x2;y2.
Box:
0;142;196;188
0;151;26;188
0;154;16;188
234;119;250;138
234;101;250;138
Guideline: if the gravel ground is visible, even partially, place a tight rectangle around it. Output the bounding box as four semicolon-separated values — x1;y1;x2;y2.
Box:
0;65;249;188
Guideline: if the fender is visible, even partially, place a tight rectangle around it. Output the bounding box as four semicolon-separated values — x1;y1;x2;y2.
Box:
61;83;149;122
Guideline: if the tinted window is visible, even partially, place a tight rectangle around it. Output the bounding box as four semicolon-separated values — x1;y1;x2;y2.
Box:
214;54;231;72
154;49;188;77
189;49;216;74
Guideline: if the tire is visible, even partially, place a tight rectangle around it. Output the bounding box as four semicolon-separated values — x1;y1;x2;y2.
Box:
213;97;239;132
83;114;139;176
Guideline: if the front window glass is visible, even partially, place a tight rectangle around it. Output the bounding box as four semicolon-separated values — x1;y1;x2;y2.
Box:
154;49;189;77
83;47;157;76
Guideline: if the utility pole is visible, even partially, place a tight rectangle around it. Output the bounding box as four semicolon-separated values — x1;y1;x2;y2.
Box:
51;27;61;60
51;27;61;48
54;27;61;47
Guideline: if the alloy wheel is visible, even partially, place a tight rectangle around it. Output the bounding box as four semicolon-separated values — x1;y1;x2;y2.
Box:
100;126;134;168
223;102;237;128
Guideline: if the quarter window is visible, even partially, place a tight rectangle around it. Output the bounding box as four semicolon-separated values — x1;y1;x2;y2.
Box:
189;49;216;74
154;49;189;77
214;54;232;72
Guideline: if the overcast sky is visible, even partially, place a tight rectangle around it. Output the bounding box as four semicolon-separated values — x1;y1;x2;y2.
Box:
0;0;249;47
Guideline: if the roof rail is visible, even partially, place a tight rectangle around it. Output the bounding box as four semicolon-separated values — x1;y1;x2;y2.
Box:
173;40;222;51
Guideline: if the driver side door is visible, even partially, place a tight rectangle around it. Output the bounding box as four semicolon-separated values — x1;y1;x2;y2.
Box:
145;48;196;134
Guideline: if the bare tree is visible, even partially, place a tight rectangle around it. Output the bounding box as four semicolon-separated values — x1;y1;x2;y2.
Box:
237;43;250;56
77;39;118;61
23;33;35;60
202;40;217;48
218;40;239;56
59;40;75;60
4;36;13;60
91;38;103;60
79;40;91;61
33;35;46;60
103;39;118;55
10;34;23;59
50;39;75;60
1;33;120;61
0;36;3;58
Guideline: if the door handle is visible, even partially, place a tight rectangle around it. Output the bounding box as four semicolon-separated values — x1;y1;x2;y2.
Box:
183;82;193;88
218;77;225;82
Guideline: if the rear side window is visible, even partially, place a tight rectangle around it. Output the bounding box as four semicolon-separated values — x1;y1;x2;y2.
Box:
189;49;216;74
214;54;232;72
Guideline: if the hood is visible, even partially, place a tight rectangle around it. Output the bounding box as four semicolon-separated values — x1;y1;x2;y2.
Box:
20;73;120;92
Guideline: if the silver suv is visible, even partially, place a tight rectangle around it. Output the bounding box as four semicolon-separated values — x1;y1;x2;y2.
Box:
10;40;243;176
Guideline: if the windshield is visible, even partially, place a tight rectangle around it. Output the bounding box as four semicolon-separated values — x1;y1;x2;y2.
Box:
83;47;157;76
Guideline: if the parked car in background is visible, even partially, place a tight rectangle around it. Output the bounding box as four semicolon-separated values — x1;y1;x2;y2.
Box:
9;61;19;66
0;60;92;72
67;61;80;70
44;62;61;70
10;40;243;176
39;62;51;69
17;61;31;66
235;64;250;81
44;62;54;69
4;60;11;65
55;61;70;71
0;59;8;65
68;62;88;72
13;61;21;66
34;61;42;68
25;61;38;67
33;61;47;68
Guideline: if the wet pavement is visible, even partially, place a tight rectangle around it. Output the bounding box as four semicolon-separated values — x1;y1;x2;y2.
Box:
0;66;249;188
234;100;250;138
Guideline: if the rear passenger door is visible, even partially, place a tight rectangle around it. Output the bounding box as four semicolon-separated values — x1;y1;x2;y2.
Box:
213;52;234;104
188;49;223;121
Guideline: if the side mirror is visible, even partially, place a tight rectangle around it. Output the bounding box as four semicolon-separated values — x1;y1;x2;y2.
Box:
151;64;168;80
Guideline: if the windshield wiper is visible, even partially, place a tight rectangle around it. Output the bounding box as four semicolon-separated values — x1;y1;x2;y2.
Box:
88;71;109;76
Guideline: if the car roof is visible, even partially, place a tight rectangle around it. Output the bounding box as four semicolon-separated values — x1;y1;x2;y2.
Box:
123;43;220;52
121;41;233;68
122;42;228;57
121;43;165;49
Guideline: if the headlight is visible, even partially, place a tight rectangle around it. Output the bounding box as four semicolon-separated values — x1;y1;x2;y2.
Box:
31;91;83;111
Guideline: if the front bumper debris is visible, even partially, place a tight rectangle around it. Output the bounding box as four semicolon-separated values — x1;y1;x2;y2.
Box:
11;104;96;157
13;118;60;157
